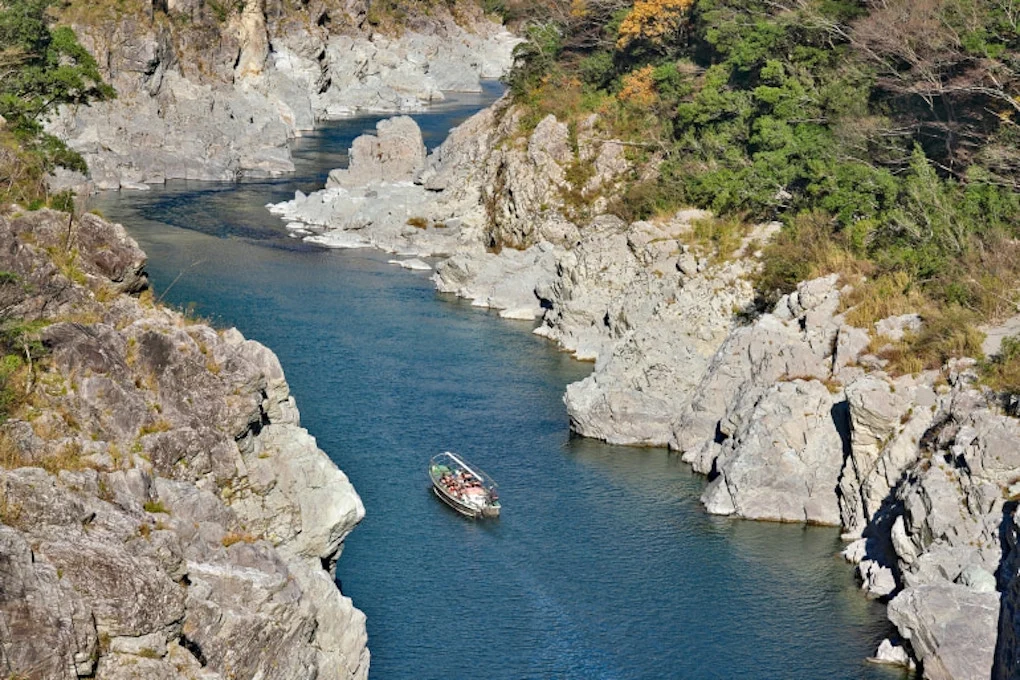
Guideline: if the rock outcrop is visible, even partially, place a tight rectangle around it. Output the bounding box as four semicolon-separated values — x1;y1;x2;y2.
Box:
48;1;518;189
0;206;367;679
326;116;426;188
550;216;755;446
271;102;645;326
700;379;846;525
832;372;1020;679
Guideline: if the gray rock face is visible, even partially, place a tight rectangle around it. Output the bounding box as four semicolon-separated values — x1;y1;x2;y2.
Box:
482;111;630;250
672;275;842;475
839;375;939;537
701;380;845;524
839;382;1020;678
483;113;575;249
0;208;367;679
49;71;298;188
49;4;518;189
551;215;754;446
307;16;519;116
0;522;100;677
889;584;999;680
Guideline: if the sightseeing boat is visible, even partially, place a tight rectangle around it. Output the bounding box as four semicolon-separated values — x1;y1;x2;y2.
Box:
429;451;500;518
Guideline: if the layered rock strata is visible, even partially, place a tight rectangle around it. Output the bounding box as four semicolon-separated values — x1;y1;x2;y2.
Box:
0;206;367;679
270;104;1020;678
48;0;517;189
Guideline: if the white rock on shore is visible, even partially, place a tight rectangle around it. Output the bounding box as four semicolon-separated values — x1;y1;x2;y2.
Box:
389;258;432;271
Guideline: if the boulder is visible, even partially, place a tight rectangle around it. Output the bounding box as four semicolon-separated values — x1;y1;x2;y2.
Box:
870;638;914;668
859;559;897;599
327;116;427;188
875;313;923;342
888;584;998;680
701;380;845;525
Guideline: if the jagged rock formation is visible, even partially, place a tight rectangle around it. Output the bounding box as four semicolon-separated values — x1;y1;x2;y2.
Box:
841;375;1020;679
548;216;756;446
267;102;1020;677
46;0;517;189
0;206;367;678
270;99;637;322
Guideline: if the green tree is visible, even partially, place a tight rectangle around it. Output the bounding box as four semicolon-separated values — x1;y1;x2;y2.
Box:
0;0;114;134
0;0;113;205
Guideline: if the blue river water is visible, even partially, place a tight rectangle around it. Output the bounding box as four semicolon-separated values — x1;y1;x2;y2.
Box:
91;84;906;679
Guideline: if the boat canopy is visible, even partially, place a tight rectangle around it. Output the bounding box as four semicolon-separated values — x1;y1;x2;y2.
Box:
429;451;498;490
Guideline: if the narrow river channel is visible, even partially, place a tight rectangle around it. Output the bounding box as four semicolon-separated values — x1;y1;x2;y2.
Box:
91;84;905;679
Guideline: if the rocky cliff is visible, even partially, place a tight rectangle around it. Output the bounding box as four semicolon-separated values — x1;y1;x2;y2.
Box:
270;100;1020;678
0;205;367;678
46;0;517;190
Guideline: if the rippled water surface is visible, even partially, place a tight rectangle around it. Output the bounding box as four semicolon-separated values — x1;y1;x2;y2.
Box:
92;84;904;679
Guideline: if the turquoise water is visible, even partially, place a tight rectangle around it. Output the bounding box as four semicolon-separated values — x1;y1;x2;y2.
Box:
91;86;905;679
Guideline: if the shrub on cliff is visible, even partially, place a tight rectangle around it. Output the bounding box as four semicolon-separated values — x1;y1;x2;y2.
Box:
984;336;1020;396
0;271;44;425
0;0;113;131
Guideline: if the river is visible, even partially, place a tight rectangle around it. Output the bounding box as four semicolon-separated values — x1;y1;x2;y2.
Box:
91;84;905;679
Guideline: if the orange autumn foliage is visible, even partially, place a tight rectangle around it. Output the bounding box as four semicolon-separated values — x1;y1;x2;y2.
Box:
617;65;657;107
617;0;694;49
570;0;589;18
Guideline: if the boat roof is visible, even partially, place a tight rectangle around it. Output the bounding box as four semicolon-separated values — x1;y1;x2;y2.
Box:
431;451;497;487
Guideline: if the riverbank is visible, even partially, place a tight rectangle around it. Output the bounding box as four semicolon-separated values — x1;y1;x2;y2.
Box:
272;96;1020;677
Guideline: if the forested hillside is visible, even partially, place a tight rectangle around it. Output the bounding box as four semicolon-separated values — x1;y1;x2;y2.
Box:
503;0;1020;378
